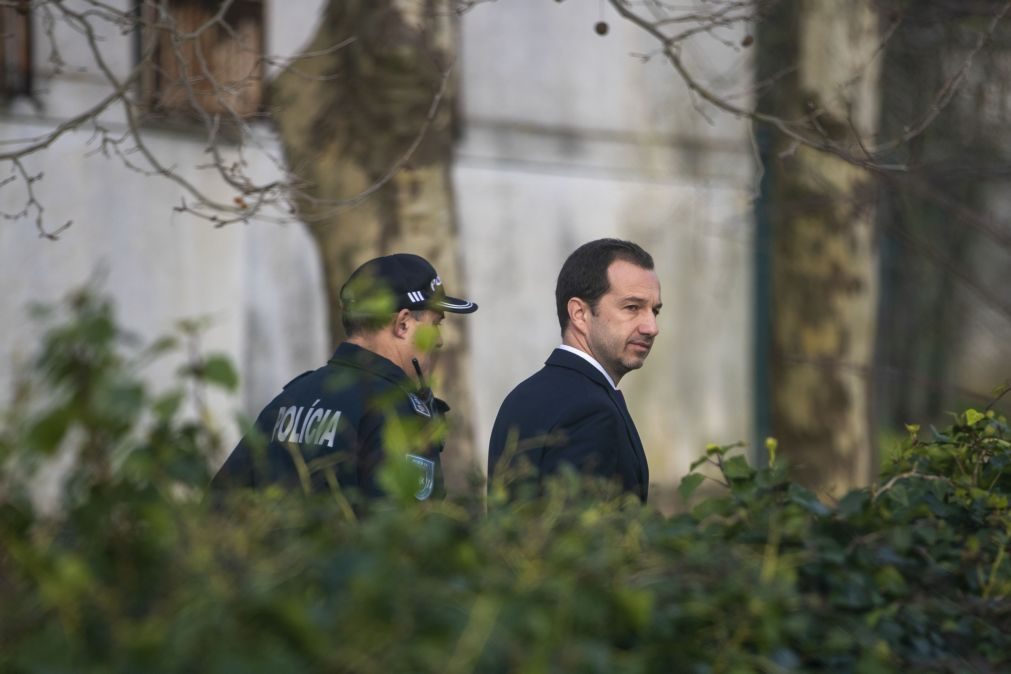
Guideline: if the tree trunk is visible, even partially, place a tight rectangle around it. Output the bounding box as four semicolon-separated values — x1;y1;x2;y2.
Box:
269;0;477;489
877;11;1011;430
759;1;882;495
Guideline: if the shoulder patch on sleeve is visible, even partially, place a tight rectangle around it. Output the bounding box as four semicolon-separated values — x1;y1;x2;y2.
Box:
282;370;314;389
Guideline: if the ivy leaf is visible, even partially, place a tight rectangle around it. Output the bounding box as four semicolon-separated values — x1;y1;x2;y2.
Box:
614;588;653;631
678;473;705;503
144;335;179;358
837;490;869;518
965;408;985;426
722;455;754;480
788;484;830;516
152;391;185;421
26;405;73;454
201;355;238;391
874;565;908;597
692;495;733;521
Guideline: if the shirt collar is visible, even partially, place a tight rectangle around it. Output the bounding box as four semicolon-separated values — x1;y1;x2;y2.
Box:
557;344;618;389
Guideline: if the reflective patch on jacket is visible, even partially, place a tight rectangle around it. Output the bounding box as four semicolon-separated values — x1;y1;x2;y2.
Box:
407;454;435;500
271;400;342;448
408;392;432;418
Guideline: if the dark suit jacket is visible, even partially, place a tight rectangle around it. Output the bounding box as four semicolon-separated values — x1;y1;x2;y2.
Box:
487;348;649;501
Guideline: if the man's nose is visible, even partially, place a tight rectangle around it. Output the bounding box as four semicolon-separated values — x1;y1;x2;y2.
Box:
640;313;659;337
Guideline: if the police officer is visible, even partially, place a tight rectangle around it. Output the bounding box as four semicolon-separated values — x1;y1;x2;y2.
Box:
488;239;660;502
211;254;477;504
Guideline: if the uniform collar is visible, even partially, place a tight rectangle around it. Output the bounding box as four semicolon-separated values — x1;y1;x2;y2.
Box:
556;344;618;389
329;342;414;390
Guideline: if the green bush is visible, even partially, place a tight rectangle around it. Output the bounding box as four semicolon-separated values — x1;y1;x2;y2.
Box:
1;290;1009;673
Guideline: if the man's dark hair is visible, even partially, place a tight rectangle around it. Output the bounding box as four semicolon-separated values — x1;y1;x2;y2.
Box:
555;238;654;334
341;311;390;338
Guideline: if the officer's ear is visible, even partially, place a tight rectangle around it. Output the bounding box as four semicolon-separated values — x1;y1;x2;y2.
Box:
392;308;413;340
568;297;590;335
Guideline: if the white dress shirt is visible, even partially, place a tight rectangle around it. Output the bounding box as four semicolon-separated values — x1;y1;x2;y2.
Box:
557;344;618;390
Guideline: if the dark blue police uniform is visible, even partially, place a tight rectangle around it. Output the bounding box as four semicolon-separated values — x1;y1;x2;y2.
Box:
211;342;446;501
487;348;649;501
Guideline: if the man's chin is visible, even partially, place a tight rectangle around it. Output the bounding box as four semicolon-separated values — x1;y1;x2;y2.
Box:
622;356;647;372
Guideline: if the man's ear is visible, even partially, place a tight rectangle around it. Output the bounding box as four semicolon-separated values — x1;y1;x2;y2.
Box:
567;297;589;334
392;308;413;339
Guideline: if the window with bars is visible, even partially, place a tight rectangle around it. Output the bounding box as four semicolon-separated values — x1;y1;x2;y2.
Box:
0;1;32;100
140;0;264;121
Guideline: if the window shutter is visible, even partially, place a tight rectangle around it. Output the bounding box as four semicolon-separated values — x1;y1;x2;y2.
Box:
143;0;264;120
0;1;32;99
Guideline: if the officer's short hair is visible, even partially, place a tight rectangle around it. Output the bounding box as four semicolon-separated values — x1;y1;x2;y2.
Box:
555;238;654;335
342;309;428;337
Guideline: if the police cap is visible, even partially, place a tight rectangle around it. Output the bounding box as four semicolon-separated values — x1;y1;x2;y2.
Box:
340;254;478;318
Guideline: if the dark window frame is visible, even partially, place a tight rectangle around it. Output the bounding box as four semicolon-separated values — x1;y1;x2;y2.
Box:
136;0;266;127
0;0;33;100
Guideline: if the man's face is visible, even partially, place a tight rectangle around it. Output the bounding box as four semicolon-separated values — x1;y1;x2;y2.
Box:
406;309;445;376
585;260;662;382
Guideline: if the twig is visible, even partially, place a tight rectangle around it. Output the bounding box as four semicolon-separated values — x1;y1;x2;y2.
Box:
872;471;951;503
10;158;73;239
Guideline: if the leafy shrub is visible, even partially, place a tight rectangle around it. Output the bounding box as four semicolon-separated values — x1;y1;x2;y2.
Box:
1;290;1009;673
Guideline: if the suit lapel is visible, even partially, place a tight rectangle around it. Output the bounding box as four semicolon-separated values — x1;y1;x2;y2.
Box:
546;349;650;490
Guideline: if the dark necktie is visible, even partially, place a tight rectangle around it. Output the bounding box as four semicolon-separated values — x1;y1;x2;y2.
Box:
614;389;642;444
613;387;648;497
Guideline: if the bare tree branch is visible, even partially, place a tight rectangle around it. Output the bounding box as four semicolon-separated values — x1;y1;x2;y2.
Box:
0;159;73;239
607;0;1011;172
1;0;465;234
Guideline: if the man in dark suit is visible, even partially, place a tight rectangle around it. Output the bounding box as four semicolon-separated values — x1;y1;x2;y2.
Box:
488;239;661;502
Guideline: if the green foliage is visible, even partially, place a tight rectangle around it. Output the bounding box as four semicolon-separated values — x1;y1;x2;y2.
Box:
2;290;1010;673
